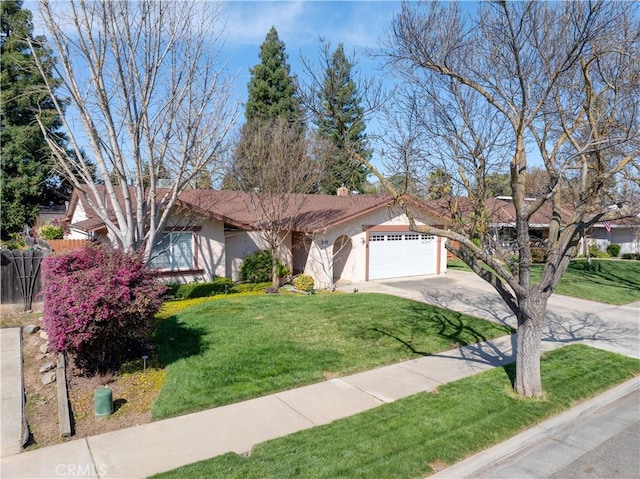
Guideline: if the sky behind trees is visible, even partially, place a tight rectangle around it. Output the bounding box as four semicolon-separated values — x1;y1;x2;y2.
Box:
26;0;405;172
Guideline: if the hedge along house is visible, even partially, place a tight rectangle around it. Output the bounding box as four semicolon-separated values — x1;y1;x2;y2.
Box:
64;186;449;289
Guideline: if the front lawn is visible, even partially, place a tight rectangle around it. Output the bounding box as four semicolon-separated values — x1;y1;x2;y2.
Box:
152;293;513;419
448;259;640;305
532;259;640;305
152;344;640;479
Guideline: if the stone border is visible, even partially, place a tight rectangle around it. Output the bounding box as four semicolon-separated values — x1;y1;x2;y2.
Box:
56;353;72;437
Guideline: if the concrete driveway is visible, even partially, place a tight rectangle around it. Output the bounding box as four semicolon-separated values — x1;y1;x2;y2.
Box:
339;269;640;359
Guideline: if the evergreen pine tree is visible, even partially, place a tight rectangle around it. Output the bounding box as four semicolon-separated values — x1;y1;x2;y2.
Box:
1;0;68;238
245;26;302;124
316;44;370;194
228;26;305;190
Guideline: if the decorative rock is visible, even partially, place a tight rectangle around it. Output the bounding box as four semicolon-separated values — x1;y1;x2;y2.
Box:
39;343;49;354
39;330;49;340
35;353;47;361
39;362;56;373
25;325;40;334
41;372;56;385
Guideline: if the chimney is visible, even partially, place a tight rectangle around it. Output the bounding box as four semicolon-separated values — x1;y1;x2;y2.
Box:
336;186;349;197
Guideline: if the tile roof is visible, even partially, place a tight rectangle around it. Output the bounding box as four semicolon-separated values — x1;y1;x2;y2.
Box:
68;187;443;234
424;196;575;227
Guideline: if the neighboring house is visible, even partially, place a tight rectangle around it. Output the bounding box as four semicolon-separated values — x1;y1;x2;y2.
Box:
64;186;449;289
589;216;640;256
427;196;640;257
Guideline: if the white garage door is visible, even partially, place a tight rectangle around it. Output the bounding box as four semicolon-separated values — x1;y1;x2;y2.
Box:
369;232;438;280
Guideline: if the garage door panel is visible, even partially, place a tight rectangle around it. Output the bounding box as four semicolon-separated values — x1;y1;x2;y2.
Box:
369;232;437;280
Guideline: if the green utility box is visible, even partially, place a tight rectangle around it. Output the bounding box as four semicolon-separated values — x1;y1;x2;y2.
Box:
94;387;113;417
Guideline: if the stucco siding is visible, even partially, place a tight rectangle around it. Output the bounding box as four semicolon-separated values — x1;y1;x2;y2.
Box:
592;227;640;255
304;206;443;289
197;219;226;280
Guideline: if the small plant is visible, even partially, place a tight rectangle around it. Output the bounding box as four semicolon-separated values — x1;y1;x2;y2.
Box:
277;262;292;279
37;222;64;240
589;244;609;258
240;250;289;284
606;244;621;257
0;233;26;250
264;286;279;294
621;253;638;260
530;248;546;263
293;274;314;292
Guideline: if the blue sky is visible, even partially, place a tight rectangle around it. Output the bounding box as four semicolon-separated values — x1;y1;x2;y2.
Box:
27;0;404;173
221;1;402;118
221;1;404;172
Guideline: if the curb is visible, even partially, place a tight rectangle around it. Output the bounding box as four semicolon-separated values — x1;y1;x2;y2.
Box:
430;376;640;479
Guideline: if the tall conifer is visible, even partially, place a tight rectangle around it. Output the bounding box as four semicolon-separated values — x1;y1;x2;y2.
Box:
316;44;370;194
1;0;68;238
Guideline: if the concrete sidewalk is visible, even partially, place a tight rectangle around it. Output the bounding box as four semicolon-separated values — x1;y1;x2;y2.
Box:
1;271;638;478
0;328;25;458
1;334;528;479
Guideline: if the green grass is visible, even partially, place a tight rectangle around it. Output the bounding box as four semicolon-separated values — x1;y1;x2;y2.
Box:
531;259;640;305
446;259;473;271
151;344;640;479
448;259;640;305
152;293;513;419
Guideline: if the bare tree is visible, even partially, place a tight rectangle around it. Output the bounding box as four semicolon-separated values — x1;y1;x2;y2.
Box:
367;0;640;397
29;0;238;261
228;117;320;288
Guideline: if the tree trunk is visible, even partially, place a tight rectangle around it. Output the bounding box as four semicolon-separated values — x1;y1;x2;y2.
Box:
271;248;279;289
514;298;547;397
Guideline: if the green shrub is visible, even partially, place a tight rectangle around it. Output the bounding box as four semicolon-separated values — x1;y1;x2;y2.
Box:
293;274;314;292
606;244;621;257
37;223;64;240
0;233;26;250
240;250;289;283
234;282;272;293
173;278;235;300
278;262;292;279
240;250;272;283
621;253;639;260
530;248;546;263
589;244;609;258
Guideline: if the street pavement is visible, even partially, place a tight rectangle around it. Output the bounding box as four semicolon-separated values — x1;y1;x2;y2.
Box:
0;269;638;478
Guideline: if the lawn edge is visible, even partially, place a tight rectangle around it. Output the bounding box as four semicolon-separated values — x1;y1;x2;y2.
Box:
430;375;640;478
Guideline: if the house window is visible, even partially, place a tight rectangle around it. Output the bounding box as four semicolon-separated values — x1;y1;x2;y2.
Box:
149;231;194;270
405;234;420;241
371;234;385;242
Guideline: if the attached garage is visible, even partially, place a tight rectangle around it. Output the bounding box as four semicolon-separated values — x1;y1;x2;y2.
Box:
368;231;439;280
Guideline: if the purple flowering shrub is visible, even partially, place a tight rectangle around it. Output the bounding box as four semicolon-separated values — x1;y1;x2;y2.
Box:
41;245;166;374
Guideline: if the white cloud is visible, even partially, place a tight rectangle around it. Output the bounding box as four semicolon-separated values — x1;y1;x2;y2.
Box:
222;1;400;51
222;1;310;45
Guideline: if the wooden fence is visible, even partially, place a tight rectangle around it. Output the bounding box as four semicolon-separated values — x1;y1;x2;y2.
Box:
1;247;49;310
0;238;90;310
47;239;91;253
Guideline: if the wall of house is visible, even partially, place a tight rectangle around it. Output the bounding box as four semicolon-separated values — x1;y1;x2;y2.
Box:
592;227;639;255
303;206;443;290
196;218;226;280
66;202;90;239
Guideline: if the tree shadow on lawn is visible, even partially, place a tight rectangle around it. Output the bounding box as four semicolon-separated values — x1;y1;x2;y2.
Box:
153;316;208;366
359;302;512;357
565;261;640;291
